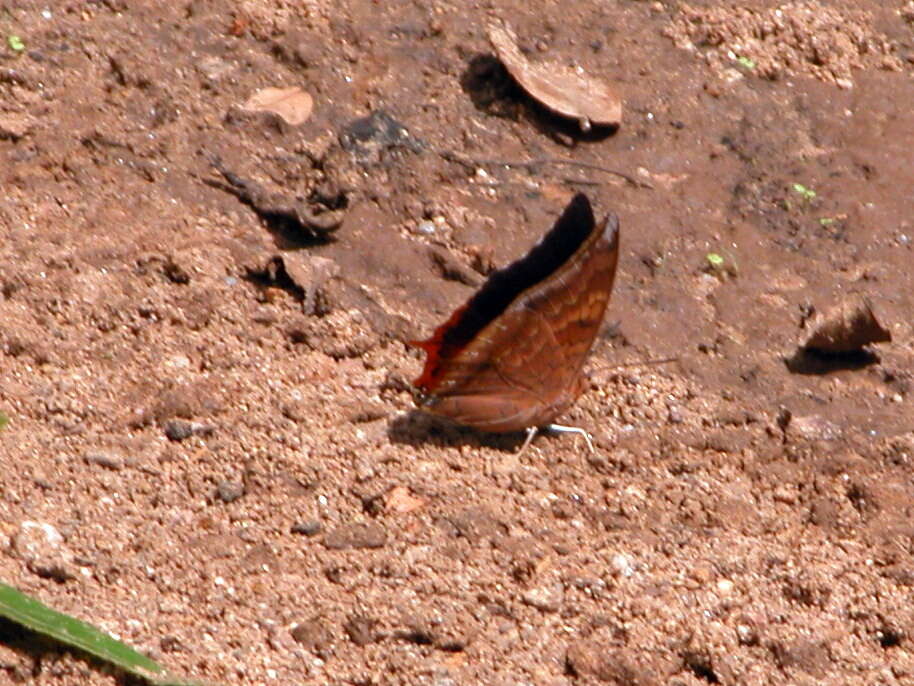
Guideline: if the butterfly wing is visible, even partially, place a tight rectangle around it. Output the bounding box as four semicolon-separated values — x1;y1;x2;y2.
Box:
513;212;620;397
414;195;620;433
419;304;570;432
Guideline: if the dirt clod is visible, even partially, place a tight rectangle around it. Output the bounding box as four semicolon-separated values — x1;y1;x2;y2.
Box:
322;523;387;550
800;296;891;354
566;642;655;685
344;615;379;647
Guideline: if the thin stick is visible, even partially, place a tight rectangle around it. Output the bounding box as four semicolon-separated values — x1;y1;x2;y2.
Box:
602;356;679;370
439;150;652;189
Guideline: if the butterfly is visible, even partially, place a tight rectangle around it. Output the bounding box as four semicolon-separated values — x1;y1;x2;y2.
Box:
411;193;620;450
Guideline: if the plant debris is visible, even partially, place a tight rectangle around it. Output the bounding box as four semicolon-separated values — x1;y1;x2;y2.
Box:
339;110;424;163
240;86;313;126
487;22;622;132
204;154;346;238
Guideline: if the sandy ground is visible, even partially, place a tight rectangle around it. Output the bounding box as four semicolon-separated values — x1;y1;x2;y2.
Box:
1;1;913;684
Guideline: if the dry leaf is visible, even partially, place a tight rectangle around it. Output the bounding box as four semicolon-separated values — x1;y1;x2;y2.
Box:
241;86;313;126
800;296;891;354
488;22;622;132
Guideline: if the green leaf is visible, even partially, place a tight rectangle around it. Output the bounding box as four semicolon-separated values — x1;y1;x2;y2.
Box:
0;412;8;431
706;253;725;268
819;217;835;226
736;55;755;70
8;34;25;52
0;583;199;685
792;183;816;200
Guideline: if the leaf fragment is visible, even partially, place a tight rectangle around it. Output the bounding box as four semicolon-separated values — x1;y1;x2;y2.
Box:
240;86;313;126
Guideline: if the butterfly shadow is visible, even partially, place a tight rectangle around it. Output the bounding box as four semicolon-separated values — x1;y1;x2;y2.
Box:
784;349;880;375
387;410;529;452
459;54;618;147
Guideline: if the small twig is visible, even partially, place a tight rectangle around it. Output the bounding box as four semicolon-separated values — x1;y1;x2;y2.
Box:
605;356;679;369
438;150;652;189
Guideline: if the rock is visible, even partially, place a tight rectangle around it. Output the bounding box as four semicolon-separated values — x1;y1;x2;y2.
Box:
215;481;245;503
163;420;213;441
808;497;841;529
323;522;387;550
83;451;125;470
771;639;832;677
281;400;310;423
290;617;333;656
163;420;194;441
610;553;636;578
522;581;564;613
291;520;322;536
385;486;427;514
239;86;313;127
427;245;483;287
800;296;891;354
735;615;761;646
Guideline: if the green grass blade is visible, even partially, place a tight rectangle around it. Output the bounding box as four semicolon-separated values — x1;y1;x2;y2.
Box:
0;583;196;685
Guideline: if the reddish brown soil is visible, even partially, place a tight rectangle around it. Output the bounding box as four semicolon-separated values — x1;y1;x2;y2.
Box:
1;1;913;685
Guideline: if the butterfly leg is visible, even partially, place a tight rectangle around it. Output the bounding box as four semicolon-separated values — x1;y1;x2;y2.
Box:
544;424;595;453
516;426;540;455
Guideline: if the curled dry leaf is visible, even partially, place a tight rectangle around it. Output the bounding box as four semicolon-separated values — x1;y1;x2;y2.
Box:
800;295;891;354
241;86;313;126
487;22;622;132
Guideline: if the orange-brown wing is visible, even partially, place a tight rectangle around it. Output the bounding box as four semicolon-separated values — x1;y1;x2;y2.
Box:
507;212;620;395
421;212;620;432
413;193;600;395
420;306;569;432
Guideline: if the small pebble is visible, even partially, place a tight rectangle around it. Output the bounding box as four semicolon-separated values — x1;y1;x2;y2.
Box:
610;553;636;577
717;579;735;595
84;451;124;470
291;520;323;536
163;420;213;441
215;481;245;503
415;220;436;235
522;582;564;612
164;420;194;441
